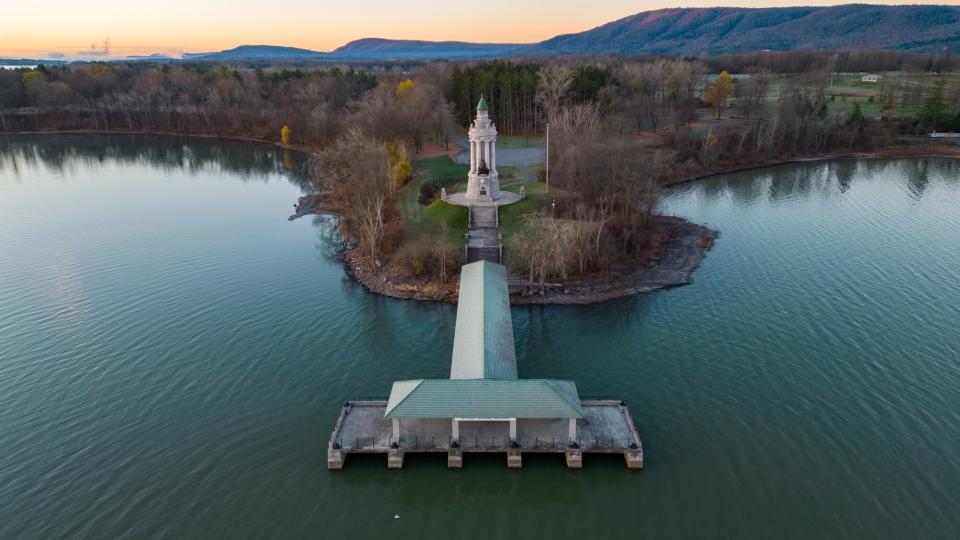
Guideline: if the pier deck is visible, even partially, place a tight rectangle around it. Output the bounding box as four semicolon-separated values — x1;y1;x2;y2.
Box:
327;400;643;470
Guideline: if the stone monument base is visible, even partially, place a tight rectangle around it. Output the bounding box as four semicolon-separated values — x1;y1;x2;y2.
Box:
445;191;523;207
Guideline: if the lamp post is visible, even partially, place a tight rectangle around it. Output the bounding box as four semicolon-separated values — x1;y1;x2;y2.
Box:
545;122;550;193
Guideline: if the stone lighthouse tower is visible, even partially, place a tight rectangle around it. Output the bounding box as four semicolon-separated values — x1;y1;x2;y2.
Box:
465;96;501;202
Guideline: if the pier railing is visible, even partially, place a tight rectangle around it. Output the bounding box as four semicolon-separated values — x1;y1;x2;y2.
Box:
327;398;644;469
332;434;637;452
329;398;643;453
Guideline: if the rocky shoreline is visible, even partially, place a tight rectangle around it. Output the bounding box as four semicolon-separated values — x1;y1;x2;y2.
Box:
339;216;716;305
510;217;715;305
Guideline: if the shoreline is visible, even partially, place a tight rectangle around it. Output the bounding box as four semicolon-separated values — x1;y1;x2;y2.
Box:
510;217;715;305
0;128;464;160
8;130;959;305
0;128;324;160
343;216;716;306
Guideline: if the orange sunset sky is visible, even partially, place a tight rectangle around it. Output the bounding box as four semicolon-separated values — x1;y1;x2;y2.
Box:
2;1;946;58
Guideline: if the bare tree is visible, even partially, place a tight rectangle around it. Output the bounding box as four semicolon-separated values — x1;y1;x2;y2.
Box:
536;64;573;123
435;221;456;284
622;60;671;130
315;128;393;267
511;213;570;291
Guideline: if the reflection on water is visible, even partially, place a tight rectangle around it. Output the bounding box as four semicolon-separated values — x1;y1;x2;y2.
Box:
667;158;960;208
0;133;313;190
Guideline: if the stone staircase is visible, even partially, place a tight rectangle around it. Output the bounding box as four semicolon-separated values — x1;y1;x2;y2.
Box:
466;205;502;264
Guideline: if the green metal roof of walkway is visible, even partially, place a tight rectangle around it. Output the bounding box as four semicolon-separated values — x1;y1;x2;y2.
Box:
384;260;583;422
384;379;584;419
450;261;518;380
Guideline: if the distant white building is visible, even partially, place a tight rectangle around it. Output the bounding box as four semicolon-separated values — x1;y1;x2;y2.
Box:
861;74;881;83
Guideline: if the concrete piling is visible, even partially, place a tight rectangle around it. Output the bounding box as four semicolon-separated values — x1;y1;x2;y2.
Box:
447;448;463;468
507;449;522;468
327;448;345;470
565;449;583;469
624;450;644;470
387;449;404;469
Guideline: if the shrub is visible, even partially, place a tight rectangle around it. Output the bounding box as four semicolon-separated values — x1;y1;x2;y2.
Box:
418;182;437;205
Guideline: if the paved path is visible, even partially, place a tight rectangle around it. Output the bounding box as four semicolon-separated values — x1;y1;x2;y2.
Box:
466;206;501;264
448;130;545;167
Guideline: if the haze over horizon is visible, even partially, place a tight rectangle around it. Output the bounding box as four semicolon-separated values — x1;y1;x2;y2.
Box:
2;0;945;59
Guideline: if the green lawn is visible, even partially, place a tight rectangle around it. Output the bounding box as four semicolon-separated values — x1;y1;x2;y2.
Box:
824;95;915;119
399;156;469;245
498;180;572;239
528;165;546;183
497;165;522;184
496;134;544;148
398;155;571;250
423;199;469;245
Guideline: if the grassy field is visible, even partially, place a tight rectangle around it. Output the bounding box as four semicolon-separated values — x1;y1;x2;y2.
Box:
496;134;544;148
497;165;522;184
824;75;916;118
737;72;951;121
528;164;546;183
498;180;571;239
399;156;469;245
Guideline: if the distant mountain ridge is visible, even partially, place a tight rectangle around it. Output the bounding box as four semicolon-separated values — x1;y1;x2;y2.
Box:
527;4;960;56
184;45;328;61
168;4;960;62
332;38;527;59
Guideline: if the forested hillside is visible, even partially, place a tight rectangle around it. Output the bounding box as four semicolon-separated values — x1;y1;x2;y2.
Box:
528;5;960;56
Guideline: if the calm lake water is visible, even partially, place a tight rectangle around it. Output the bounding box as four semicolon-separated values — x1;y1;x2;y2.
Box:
1;134;959;539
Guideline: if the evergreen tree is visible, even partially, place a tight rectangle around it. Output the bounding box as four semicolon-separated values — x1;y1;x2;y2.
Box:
919;78;947;130
847;102;864;126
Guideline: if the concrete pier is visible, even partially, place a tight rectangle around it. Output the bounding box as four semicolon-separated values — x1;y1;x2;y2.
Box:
327;400;643;470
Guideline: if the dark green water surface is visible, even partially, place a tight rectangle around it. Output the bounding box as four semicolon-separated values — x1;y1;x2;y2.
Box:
1;135;959;539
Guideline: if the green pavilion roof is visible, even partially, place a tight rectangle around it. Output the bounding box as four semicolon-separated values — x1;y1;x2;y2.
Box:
477;95;489;111
385;379;584;419
450;261;518;380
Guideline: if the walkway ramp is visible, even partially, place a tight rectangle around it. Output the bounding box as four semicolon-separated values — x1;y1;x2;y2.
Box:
450;260;518;380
